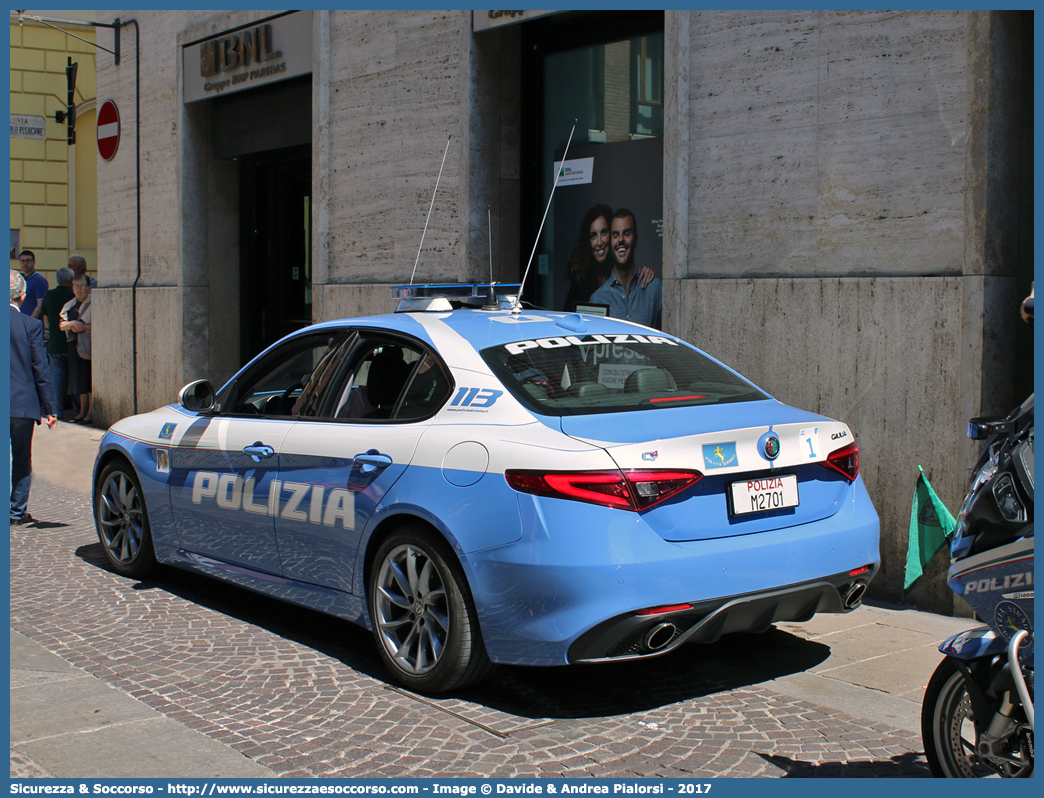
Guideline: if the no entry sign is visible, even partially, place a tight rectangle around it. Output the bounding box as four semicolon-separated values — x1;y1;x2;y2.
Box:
97;100;120;161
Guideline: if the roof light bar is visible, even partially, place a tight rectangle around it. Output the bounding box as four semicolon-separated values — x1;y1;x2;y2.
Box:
392;283;522;313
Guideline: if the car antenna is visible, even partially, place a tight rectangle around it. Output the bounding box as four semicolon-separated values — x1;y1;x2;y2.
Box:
409;135;451;286
482;206;499;310
513;120;577;313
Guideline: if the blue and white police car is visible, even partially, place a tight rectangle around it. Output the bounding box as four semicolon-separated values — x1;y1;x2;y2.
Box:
93;284;880;693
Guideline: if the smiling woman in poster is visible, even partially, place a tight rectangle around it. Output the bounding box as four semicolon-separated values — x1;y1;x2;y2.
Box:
563;203;654;312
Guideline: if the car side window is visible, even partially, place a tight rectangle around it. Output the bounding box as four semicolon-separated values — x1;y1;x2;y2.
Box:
223;332;351;417
291;334;358;418
396;354;452;420
329;338;450;422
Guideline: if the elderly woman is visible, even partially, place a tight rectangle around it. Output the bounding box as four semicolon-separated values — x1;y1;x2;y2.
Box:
59;275;92;424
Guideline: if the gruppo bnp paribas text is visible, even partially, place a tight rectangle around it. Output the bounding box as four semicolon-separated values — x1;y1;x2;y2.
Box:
200;23;286;96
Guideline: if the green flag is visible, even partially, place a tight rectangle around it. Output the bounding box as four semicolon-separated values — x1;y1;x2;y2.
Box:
904;466;957;592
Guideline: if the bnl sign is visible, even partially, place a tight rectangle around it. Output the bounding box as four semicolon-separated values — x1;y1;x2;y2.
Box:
200;24;281;76
183;11;312;104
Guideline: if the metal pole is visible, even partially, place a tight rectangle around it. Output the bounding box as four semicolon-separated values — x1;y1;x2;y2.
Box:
410;136;451;286
515;121;576;311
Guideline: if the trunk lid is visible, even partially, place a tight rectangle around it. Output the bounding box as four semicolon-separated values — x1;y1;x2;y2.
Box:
560;401;856;542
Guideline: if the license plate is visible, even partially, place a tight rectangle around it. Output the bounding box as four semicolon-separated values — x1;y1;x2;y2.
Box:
729;474;799;516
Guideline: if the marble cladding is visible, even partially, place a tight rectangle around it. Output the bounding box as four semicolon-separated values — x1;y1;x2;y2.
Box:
92;286;184;427
466;23;522;284
325;10;469;286
689;10;965;137
674;276;964;608
313;283;401;323
684;9;966;279
97;10;204;289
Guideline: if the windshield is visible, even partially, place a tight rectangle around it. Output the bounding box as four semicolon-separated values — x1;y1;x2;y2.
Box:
482;333;767;416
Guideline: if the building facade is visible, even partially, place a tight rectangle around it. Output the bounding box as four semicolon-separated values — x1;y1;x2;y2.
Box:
10;10;98;283
92;9;1032;613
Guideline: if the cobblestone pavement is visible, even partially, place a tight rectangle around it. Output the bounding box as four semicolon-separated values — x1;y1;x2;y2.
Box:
11;479;931;778
11;750;53;779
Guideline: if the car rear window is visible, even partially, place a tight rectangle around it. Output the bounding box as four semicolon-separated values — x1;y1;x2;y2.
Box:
481;333;767;416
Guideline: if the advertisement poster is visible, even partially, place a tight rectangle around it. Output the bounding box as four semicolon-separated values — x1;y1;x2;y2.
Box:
551;137;664;313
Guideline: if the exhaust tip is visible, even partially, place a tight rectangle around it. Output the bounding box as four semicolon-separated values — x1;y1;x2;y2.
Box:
643;622;678;651
843;583;866;609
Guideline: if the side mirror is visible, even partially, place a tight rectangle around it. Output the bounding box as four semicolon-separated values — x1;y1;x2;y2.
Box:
178;380;216;413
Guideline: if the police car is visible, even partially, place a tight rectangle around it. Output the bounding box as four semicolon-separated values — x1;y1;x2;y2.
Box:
93;284;880;693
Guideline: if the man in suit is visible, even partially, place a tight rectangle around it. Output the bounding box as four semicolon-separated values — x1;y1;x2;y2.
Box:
10;270;57;525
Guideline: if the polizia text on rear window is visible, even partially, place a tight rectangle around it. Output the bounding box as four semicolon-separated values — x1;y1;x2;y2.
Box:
482;333;767;416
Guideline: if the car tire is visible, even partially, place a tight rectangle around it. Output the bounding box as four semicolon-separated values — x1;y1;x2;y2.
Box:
94;460;157;579
368;526;492;693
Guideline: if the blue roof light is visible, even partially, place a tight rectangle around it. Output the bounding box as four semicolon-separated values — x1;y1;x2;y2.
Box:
392;283;522;312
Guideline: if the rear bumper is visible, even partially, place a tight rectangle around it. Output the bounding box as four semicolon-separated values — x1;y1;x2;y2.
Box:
462;475;880;666
568;566;878;663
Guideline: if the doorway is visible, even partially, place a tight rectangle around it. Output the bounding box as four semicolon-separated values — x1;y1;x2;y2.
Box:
238;145;312;362
520;11;665;311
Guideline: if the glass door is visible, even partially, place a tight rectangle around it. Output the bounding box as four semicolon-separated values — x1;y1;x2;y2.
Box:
521;12;665;313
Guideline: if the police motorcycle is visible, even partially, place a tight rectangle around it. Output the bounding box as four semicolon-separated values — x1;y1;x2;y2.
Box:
921;395;1034;777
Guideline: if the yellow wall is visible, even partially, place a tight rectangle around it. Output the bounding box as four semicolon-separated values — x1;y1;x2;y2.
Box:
74;107;97;250
10;15;97;287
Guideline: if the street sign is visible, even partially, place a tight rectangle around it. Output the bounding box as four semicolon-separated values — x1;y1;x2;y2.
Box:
97;100;120;161
10;115;46;140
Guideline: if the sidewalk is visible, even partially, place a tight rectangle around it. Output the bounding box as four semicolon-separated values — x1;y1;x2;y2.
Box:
12;420;274;778
11;420;973;777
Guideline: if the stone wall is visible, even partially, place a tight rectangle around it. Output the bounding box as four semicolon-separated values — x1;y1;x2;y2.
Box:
92;285;184;421
95;10;483;419
323;10;469;287
675;9;966;282
661;10;1032;611
95;9;252;419
668;276;964;609
663;10;972;610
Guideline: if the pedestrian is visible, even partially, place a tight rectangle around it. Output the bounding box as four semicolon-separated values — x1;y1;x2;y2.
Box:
67;254;98;289
41;267;75;418
59;275;93;424
17;250;48;318
10;270;58;526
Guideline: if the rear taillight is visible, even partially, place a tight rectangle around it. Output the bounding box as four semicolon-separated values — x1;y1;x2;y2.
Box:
626;470;704;508
506;471;632;509
505;469;703;511
823;442;859;482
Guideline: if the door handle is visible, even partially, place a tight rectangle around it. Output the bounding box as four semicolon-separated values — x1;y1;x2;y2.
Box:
243;442;275;463
355;450;393;474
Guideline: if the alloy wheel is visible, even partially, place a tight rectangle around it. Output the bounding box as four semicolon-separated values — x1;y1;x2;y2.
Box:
98;470;145;565
374;542;450;675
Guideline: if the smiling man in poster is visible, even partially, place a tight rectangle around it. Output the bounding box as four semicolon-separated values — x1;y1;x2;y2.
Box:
589;208;662;329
